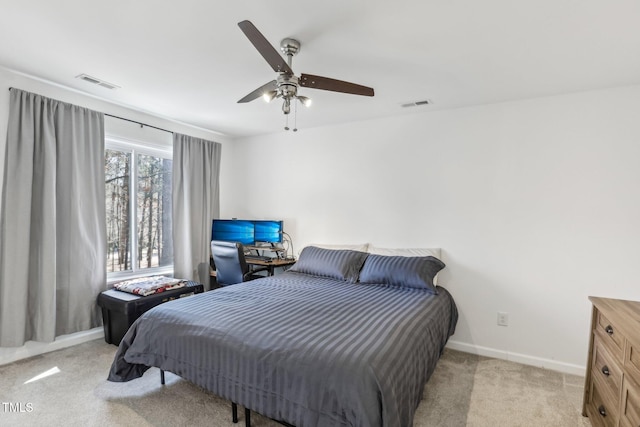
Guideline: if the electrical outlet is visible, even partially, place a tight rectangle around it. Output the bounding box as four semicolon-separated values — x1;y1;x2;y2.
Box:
497;312;509;327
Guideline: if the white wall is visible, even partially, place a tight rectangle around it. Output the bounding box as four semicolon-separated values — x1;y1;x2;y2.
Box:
0;67;233;364
223;85;640;374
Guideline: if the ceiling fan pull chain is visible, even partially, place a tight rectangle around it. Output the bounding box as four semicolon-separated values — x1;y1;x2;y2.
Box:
293;99;298;132
284;113;289;131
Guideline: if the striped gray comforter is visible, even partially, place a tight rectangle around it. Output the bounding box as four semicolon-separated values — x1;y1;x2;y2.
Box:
108;271;458;427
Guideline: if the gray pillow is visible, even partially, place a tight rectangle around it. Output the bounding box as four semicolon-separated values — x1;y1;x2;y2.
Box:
358;254;445;293
289;246;369;283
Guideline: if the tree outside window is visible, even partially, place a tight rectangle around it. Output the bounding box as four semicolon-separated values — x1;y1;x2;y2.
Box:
105;146;173;275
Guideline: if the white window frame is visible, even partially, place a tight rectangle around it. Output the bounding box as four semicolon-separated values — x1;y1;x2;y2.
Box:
106;136;173;282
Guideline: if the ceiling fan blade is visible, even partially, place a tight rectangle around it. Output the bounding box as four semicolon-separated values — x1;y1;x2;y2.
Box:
299;74;374;97
238;20;293;74
237;80;277;103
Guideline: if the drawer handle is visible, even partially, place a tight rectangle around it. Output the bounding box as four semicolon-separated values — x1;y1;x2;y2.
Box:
605;325;614;335
601;365;610;376
598;405;607;417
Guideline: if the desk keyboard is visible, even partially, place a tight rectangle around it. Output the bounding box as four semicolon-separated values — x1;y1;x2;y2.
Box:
245;255;273;262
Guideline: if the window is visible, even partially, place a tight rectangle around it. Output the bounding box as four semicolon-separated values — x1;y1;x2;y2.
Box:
105;140;173;277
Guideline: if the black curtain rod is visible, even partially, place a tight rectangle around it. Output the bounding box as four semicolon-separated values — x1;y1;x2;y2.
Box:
104;114;174;134
8;87;174;135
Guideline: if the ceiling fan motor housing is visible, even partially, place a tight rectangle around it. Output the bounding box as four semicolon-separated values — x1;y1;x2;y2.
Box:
277;73;299;99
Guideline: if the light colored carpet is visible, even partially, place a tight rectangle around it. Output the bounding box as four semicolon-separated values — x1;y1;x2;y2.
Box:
0;339;589;426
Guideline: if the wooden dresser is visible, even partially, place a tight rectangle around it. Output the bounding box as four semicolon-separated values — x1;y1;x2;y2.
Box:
583;297;640;427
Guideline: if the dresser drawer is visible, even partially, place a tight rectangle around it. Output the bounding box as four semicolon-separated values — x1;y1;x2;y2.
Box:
596;310;625;360
625;339;640;384
620;373;640;427
587;375;619;427
592;334;623;403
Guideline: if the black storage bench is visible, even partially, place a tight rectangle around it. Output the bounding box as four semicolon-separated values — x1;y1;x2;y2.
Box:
97;280;204;345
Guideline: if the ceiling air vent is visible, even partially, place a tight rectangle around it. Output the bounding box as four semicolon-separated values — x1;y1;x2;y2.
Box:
401;99;431;108
75;74;120;90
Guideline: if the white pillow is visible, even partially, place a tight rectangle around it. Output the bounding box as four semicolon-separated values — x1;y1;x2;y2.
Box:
304;243;369;252
367;246;442;285
368;246;441;258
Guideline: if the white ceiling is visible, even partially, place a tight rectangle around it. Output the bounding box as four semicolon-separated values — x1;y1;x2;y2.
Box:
1;0;640;138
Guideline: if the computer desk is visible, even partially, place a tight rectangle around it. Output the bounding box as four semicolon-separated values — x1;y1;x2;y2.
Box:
247;257;296;276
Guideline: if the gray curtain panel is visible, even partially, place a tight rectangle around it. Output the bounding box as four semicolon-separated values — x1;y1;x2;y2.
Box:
172;133;221;289
0;89;106;347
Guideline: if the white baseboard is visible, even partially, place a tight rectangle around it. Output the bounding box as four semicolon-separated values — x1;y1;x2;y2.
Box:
0;327;104;366
446;340;586;377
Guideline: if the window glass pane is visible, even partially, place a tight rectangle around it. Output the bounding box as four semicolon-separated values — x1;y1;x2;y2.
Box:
136;154;173;269
105;149;131;273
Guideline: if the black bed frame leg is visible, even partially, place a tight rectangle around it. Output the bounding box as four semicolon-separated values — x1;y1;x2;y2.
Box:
231;402;250;426
160;369;165;385
231;402;238;423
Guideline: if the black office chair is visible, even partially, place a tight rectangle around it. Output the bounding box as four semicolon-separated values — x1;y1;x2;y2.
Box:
210;240;269;286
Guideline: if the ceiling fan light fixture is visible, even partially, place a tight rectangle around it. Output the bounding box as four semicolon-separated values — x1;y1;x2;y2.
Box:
263;90;278;103
297;96;312;107
282;97;291;114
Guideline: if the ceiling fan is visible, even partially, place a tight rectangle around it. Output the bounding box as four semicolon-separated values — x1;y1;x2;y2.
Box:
237;20;374;118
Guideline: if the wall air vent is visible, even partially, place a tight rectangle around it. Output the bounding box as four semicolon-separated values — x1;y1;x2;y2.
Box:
401;99;431;108
75;74;120;90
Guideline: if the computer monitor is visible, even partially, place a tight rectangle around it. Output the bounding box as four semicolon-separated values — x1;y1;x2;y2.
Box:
254;220;283;244
211;219;284;245
211;219;254;245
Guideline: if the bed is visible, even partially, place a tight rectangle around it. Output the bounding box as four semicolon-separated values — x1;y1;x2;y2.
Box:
108;247;458;427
